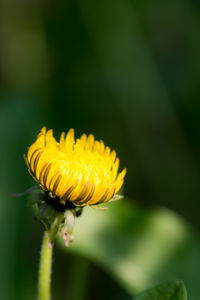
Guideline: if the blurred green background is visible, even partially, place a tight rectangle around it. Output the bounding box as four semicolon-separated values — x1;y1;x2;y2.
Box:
1;0;200;299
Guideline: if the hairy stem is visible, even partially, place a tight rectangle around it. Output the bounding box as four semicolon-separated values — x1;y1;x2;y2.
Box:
38;233;53;300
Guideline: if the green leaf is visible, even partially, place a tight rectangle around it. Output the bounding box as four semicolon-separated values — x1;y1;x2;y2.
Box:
134;280;187;300
57;199;200;299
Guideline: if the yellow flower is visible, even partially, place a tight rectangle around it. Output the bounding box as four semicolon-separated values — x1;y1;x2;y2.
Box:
25;127;126;206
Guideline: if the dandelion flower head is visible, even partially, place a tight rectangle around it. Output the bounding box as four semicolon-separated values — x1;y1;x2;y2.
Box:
25;127;126;206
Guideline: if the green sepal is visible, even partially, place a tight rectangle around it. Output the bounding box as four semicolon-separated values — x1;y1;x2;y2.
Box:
37;202;65;241
14;185;84;243
28;190;46;206
59;209;77;236
36;202;83;242
90;204;109;211
108;194;123;202
27;189;83;242
12;184;41;199
89;194;124;210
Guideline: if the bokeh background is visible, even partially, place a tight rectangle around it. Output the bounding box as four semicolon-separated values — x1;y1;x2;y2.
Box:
1;0;200;299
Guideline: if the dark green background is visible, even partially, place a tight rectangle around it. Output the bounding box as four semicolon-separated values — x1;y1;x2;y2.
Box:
1;0;200;299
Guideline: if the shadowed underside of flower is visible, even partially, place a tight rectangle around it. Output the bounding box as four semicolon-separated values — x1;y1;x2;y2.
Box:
25;127;126;206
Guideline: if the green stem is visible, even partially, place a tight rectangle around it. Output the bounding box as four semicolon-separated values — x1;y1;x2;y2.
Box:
38;232;53;300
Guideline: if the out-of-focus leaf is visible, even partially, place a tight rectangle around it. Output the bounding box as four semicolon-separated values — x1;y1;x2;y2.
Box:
134;280;187;300
57;199;200;299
